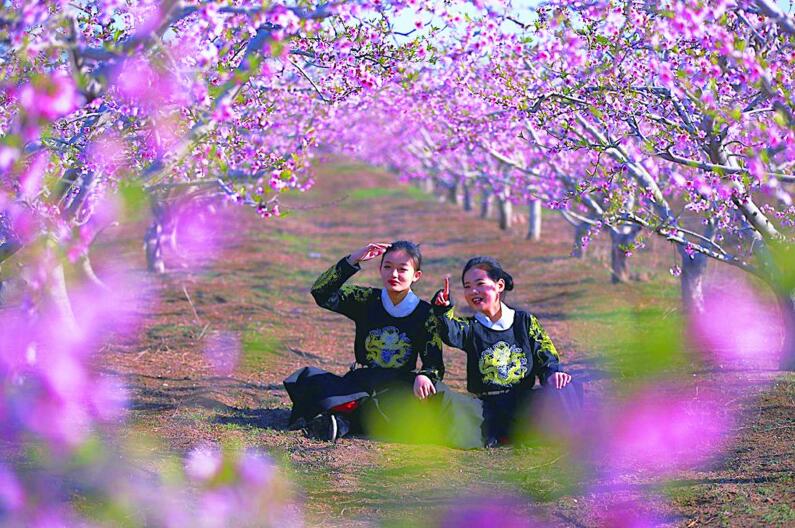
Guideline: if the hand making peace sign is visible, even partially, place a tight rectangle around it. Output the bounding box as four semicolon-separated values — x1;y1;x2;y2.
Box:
433;276;451;307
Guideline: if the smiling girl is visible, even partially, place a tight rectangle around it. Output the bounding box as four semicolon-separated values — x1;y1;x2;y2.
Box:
432;256;575;447
284;241;444;441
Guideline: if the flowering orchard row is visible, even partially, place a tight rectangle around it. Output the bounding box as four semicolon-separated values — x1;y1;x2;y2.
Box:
0;0;793;526
0;1;490;525
319;0;795;371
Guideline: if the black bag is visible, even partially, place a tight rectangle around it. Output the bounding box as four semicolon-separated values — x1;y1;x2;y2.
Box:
283;366;369;427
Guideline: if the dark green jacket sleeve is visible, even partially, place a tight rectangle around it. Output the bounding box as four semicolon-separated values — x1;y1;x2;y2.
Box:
528;314;560;385
311;257;369;320
432;303;472;351
417;313;445;382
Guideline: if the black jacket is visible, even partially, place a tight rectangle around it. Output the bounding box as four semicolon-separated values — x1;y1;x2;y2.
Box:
433;304;559;394
311;257;445;382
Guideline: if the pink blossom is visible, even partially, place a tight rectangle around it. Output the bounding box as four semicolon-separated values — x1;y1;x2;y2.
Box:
169;200;233;270
19;152;48;200
185;445;223;481
18;72;79;121
591;497;665;528
212;100;236;123
268;6;301;33
2;204;37;253
0;145;20;170
129;0;164;37
690;280;786;365
89;376;128;421
146;117;182;157
0;464;24;511
86;132;128;176
440;494;541;527
203;331;240;376
600;386;730;477
113;58;185;111
238;449;275;487
199;489;238;527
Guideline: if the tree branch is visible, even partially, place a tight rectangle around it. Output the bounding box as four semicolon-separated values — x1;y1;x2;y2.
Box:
288;59;331;103
754;0;795;36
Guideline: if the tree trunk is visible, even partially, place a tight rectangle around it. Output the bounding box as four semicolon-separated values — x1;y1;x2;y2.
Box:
0;212;21;266
79;254;108;290
527;199;542;241
49;262;80;335
779;293;795;371
680;250;709;314
497;198;512;231
145;201;167;274
480;191;493;219
609;228;637;283
433;177;447;201
144;221;165;273
572;222;590;258
446;180;460;205
462;181;472;212
420;178;434;194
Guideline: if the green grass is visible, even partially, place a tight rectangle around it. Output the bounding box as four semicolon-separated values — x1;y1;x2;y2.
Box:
342;441;579;515
146;323;201;341
250;283;306;305
347;186;435;202
320;160;380;174
240;331;283;373
264;230;320;255
665;482;706;508
762;504;795;524
565;291;693;384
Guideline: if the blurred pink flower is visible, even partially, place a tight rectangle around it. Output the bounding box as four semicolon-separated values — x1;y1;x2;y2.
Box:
185;445;223;481
440;495;540;528
18;152;48;200
129;0;164;37
5;200;39;244
0;145;21;170
89;375;129;422
690;280;785;366
146;117;182;157
591;496;665;528
113;58;187;111
169;200;233;270
24;395;92;446
0;464;24;511
203;331;240;376
238;449;275;487
0;253;146;446
18;72;79;121
59;267;149;351
601;387;730;476
86;132;128;176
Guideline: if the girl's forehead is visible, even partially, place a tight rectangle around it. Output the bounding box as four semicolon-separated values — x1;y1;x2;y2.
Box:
383;250;414;265
463;267;491;282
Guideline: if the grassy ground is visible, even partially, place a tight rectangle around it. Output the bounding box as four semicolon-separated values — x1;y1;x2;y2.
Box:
97;160;794;527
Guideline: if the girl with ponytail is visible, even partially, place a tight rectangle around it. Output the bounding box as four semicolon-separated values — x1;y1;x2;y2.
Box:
432;256;576;447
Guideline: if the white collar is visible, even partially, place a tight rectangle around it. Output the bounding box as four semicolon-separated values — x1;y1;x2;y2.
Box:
475;303;515;331
381;288;420;318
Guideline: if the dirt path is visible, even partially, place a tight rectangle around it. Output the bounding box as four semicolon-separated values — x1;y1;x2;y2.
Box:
101;161;794;527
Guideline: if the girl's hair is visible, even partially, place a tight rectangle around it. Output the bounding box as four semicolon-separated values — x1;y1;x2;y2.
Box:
381;240;422;271
461;256;514;291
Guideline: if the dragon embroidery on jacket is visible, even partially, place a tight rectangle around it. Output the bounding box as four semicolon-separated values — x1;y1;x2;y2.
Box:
365;326;413;368
479;341;527;386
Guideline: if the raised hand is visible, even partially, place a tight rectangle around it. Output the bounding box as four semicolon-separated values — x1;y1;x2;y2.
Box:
433;276;451;306
348;242;391;265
